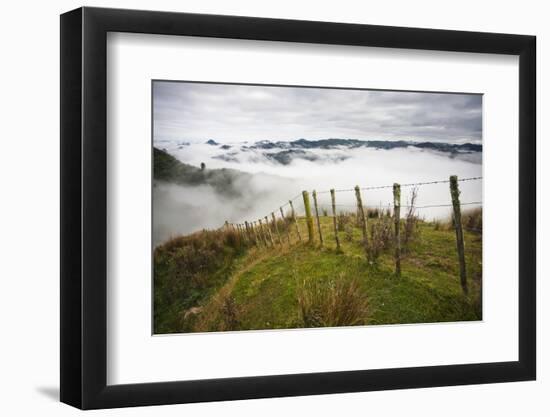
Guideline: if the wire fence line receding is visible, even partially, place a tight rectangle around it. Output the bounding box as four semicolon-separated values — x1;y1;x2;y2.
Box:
224;175;481;295
314;176;483;194
231;176;482;225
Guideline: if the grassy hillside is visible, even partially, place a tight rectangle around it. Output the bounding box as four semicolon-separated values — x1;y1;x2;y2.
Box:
154;211;482;334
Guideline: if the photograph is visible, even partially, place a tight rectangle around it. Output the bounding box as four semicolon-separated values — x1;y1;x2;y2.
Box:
152;81;483;334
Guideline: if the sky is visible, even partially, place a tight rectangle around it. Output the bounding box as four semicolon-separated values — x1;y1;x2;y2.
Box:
153;81;482;144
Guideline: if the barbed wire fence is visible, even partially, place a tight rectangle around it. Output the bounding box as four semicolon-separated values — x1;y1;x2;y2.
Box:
223;175;481;296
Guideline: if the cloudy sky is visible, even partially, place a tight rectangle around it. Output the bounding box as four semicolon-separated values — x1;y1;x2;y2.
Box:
153;81;482;144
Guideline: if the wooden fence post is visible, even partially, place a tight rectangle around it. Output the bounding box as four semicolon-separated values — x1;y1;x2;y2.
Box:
253;221;263;247
244;221;252;244
302;191;314;243
280;207;291;245
330;189;341;251
450;175;468;295
252;220;264;245
354;185;369;257
271;212;283;246
258;219;269;248
393;183;401;276
264;215;275;246
247;222;253;245
246;224;254;243
237;224;244;240
289;200;302;242
312;190;324;247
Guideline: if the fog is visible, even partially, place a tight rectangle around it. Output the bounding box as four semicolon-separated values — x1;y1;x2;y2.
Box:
153;143;482;246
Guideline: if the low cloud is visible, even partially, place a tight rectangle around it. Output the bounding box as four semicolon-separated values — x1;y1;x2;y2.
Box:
153;146;482;245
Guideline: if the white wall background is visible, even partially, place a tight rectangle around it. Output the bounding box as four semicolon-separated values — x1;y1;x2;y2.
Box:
0;0;545;415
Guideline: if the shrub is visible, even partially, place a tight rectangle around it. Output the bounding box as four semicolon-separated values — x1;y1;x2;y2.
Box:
344;224;354;242
436;207;482;234
367;216;393;264
297;274;368;327
223;228;243;249
367;207;380;219
337;213;353;231
220;295;241;331
462;207;482;234
275;217;291;236
403;187;420;249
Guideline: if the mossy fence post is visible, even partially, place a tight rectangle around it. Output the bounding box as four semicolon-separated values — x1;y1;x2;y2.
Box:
253;221;262;247
264;215;275;246
252;220;264;245
302;191;315;243
244;221;252;245
289;200;302;242
271;212;283;246
312;190;324;247
245;220;258;246
280;206;291;245
393;183;401;276
243;222;249;242
258;218;270;247
330;189;341;251
450;175;468;295
354;185;369;257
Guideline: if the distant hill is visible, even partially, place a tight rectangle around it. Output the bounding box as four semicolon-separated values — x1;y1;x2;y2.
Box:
154;147;251;197
221;138;483;165
245;138;482;152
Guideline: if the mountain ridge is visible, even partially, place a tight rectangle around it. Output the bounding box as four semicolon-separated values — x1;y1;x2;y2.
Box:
242;138;482;152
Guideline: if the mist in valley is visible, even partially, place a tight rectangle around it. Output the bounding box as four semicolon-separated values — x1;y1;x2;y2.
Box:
153;144;482;247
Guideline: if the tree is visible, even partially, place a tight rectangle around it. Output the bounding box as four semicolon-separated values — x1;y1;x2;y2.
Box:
200;162;205;171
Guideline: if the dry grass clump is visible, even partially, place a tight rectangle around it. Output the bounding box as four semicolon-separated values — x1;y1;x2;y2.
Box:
433;207;482;234
367;216;393;264
297;274;368;328
344;224;354;242
220;295;241;331
462;207;482;234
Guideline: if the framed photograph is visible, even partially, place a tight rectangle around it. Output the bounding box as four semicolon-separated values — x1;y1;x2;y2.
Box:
60;7;536;409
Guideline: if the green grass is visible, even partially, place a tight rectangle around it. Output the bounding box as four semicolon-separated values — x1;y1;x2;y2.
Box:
154;215;482;333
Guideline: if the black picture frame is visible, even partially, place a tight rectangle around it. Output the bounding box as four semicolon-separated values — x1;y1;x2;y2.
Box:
60;6;536;410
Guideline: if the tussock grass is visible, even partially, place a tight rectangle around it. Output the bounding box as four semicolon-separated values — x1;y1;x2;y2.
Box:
433;207;482;235
462;207;482;234
297;274;368;327
367;215;393;264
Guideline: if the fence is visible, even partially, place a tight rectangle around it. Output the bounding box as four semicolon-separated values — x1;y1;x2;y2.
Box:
224;175;481;295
